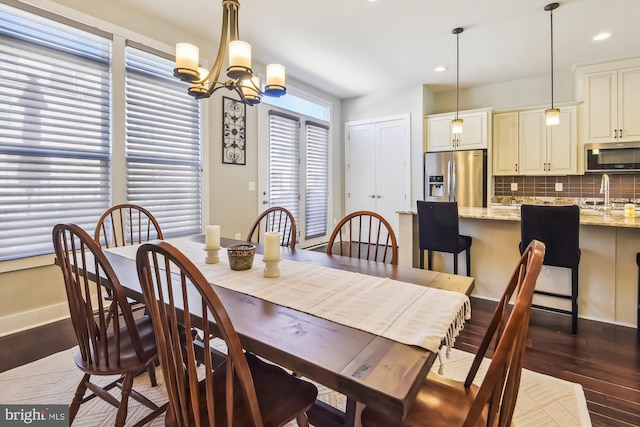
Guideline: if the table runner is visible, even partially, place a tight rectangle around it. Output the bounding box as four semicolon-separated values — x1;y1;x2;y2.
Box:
107;237;471;353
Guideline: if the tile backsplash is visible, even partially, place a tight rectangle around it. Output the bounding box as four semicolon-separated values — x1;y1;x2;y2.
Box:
493;174;640;201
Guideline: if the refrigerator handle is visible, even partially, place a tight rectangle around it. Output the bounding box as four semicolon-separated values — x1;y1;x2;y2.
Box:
452;160;457;202
447;160;452;201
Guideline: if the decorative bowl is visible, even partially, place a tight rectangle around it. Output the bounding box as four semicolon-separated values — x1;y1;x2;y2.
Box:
227;244;256;271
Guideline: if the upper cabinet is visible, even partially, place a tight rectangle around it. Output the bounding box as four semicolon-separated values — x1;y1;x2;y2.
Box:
585;66;640;143
426;109;491;152
493;106;577;176
492;112;519;175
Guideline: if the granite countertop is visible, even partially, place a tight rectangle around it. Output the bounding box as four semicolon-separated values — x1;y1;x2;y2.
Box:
397;205;640;229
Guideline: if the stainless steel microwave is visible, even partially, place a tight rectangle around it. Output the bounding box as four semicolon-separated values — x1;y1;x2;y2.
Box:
585;141;640;173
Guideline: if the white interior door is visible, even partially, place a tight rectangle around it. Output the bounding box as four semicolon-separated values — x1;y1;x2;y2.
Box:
345;115;410;239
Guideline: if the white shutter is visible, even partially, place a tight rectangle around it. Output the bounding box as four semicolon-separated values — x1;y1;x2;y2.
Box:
268;111;300;222
125;46;202;237
0;4;111;261
305;121;329;239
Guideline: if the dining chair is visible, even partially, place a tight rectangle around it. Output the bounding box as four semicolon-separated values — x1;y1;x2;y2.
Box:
136;241;318;427
361;239;546;427
94;203;163;318
52;223;167;427
94;203;163;248
247;206;297;249
417;200;472;276
326;210;398;265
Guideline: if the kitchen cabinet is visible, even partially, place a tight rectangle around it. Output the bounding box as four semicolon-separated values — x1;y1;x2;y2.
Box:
518;106;577;175
585;66;640;143
426;109;490;152
492;112;519;176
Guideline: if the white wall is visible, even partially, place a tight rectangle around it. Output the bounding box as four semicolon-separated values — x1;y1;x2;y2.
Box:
431;69;575;113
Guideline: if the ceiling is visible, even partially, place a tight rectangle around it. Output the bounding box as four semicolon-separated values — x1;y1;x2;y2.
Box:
110;0;640;99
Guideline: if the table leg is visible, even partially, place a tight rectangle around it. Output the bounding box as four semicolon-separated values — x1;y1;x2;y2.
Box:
343;397;357;427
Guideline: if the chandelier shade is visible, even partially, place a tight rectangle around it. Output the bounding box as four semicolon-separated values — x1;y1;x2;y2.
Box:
173;0;286;105
545;2;560;126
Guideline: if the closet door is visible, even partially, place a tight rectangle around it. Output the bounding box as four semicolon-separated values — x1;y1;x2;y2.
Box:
345;115;410;238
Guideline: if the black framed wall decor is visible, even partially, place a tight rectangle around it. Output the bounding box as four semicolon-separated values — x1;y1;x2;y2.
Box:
222;96;246;165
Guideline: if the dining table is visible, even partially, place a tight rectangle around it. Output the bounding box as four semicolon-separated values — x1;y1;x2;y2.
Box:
99;235;474;427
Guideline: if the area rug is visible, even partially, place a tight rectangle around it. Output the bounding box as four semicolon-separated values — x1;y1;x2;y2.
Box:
0;346;591;426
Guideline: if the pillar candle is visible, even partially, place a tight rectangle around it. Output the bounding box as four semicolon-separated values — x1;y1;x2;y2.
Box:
205;225;220;250
262;231;281;261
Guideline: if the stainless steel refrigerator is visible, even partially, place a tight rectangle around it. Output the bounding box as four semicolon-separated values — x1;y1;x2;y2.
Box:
424;150;487;207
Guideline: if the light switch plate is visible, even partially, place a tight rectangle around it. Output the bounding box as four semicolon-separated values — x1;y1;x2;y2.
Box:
555;182;563;191
248;181;256;191
511;182;518;191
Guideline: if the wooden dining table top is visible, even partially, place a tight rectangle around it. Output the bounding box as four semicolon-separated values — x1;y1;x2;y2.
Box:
101;235;474;427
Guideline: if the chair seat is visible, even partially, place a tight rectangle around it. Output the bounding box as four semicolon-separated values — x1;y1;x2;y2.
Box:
361;373;489;427
74;316;157;375
165;353;317;427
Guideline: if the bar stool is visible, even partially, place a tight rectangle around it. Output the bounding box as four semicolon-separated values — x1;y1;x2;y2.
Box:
417;200;472;276
519;204;581;335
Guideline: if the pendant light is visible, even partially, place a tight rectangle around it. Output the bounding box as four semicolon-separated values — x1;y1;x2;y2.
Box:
545;2;560;126
451;27;464;134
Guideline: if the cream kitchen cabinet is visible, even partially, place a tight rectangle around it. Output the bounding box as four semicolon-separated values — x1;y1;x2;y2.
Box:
585;66;640;143
492;112;519;176
426;109;490;152
518;106;577;175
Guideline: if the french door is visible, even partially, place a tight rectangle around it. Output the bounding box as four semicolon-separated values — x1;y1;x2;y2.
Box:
258;107;331;248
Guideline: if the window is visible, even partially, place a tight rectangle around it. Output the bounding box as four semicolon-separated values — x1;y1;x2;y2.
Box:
305;121;329;239
263;108;330;248
125;45;202;237
267;111;300;223
0;4;111;261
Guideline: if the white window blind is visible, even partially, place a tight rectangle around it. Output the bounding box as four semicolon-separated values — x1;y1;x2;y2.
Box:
125;46;202;237
305;121;329;239
268;111;300;223
0;4;111;261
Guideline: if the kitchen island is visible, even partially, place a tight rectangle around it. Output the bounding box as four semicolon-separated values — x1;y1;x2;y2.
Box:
398;207;640;328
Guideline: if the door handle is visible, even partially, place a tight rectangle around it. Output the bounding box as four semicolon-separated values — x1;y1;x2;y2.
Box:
615;129;618;138
262;200;269;205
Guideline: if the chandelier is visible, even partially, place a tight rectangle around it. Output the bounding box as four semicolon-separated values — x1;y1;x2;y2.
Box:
173;0;286;105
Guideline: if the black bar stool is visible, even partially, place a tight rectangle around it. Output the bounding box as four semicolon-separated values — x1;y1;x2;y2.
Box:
519;204;581;335
417;200;472;276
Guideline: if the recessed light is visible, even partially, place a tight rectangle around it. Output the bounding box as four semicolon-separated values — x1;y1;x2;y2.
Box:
434;66;447;72
593;32;611;41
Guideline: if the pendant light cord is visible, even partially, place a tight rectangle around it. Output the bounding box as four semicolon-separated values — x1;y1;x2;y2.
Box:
456;31;460;120
550;7;554;109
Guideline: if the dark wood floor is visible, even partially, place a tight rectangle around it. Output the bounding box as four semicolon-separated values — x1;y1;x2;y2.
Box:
1;297;638;426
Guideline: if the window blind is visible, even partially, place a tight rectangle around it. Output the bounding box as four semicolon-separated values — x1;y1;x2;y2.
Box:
268;112;300;224
0;5;111;261
305;121;329;239
125;46;202;237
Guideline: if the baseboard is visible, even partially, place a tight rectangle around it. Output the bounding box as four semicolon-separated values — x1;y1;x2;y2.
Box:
0;302;70;337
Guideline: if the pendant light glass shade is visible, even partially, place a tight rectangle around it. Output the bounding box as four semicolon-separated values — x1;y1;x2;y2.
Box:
545;3;560;126
451;118;463;134
545;107;560;126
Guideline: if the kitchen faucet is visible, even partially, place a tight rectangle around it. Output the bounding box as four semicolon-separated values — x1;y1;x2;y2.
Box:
600;173;610;216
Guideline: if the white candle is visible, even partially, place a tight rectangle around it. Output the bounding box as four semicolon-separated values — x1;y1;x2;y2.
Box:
262;231;281;261
205;225;220;250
